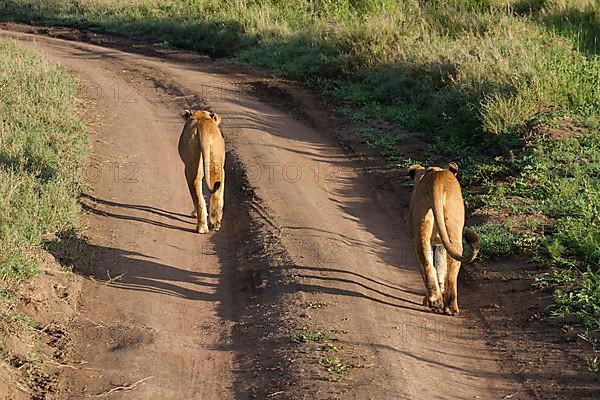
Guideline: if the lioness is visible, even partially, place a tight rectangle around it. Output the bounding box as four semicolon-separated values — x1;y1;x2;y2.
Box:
408;162;480;315
178;110;225;233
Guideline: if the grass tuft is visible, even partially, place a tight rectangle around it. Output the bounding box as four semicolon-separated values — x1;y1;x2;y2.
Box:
290;330;329;344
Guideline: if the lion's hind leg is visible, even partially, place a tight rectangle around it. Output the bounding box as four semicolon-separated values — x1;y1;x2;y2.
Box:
416;222;443;311
434;245;447;294
443;225;464;315
208;167;224;231
443;257;461;315
191;155;208;234
184;165;199;219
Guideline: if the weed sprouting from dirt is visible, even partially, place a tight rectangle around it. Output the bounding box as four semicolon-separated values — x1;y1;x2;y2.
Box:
586;356;599;372
290;330;329;344
320;343;341;353
319;356;351;381
306;301;328;310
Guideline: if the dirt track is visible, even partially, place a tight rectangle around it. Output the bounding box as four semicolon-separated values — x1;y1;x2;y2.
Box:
0;27;530;399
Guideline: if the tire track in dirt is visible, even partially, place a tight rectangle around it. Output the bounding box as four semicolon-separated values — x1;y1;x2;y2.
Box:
1;30;239;399
0;27;525;399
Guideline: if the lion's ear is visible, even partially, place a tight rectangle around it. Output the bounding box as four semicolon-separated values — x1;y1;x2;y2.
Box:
210;112;221;126
180;109;192;119
447;162;459;175
408;164;424;180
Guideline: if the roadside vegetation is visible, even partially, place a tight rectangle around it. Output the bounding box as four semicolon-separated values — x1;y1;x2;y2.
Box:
1;0;598;345
0;37;87;387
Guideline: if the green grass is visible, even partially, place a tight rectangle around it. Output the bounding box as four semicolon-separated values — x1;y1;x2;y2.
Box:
319;356;349;373
1;0;598;340
1;1;597;139
472;223;519;260
319;356;351;381
0;38;86;287
290;330;329;344
0;37;87;387
587;356;599;372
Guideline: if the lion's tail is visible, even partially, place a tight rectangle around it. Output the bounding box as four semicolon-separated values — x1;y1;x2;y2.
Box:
431;183;480;263
200;138;221;194
181;109;193;119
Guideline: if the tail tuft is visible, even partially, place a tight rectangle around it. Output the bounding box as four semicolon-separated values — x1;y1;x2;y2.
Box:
209;112;222;126
211;181;221;194
463;228;480;263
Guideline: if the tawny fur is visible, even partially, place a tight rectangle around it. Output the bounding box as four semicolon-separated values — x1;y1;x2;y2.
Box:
408;163;480;315
178;110;225;233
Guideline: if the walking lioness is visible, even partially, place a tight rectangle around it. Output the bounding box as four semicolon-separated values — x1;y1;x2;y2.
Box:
408;163;479;315
178;110;225;233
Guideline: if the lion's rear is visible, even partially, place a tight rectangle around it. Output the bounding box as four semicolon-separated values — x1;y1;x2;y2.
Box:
179;109;226;233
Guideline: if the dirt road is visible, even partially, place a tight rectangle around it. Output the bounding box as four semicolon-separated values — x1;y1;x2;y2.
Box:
1;27;524;399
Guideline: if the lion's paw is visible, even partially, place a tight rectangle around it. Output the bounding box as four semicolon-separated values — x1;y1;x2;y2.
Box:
423;295;444;311
196;224;209;234
443;305;459;316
